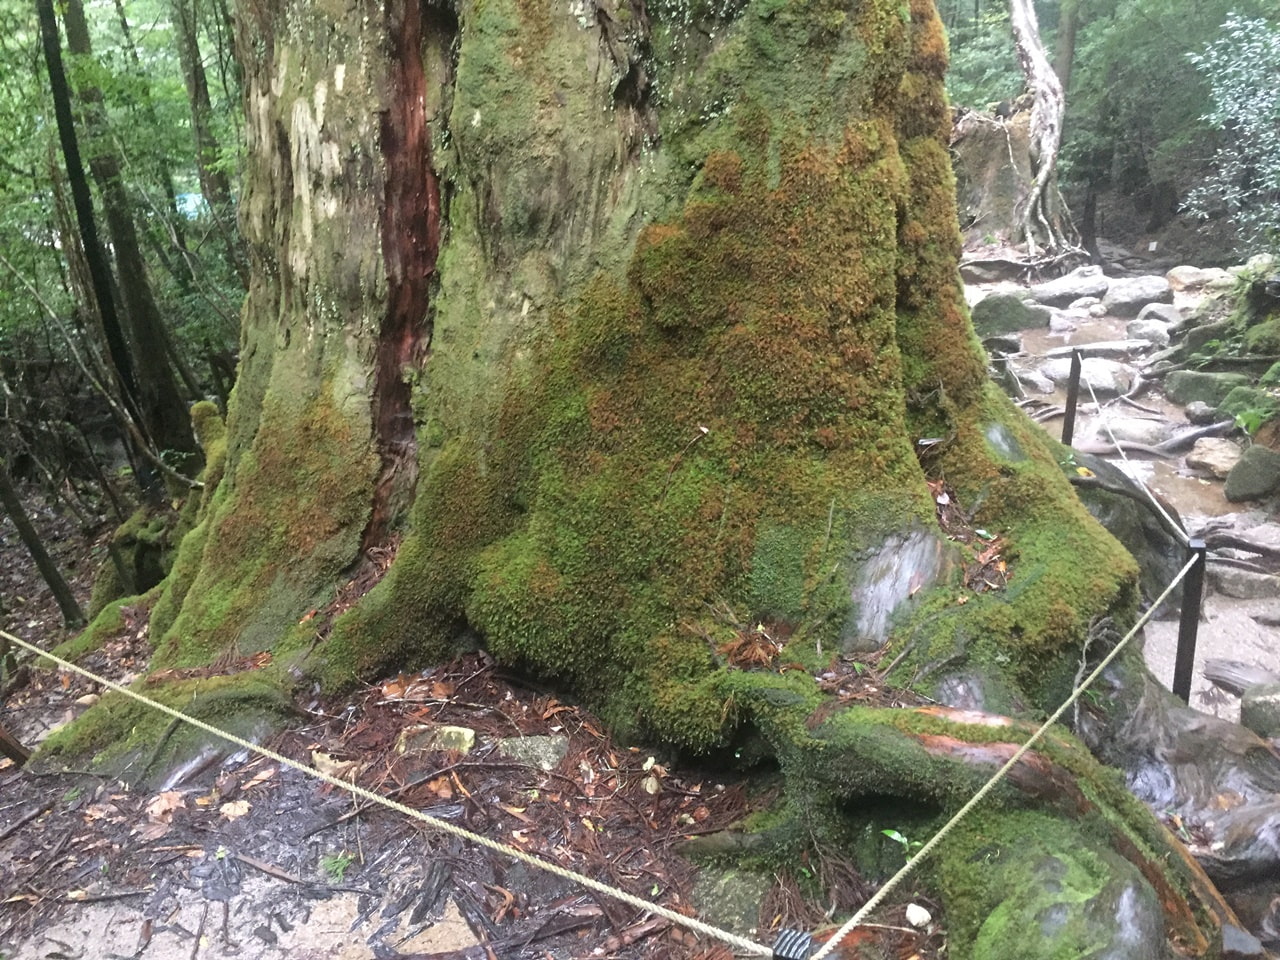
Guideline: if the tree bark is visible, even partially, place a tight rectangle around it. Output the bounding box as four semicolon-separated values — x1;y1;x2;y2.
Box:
1009;0;1074;255
1052;0;1082;93
0;458;84;628
171;0;248;286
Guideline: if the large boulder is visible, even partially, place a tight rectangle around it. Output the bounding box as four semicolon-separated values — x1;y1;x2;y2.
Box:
970;293;1051;336
1241;683;1280;740
1166;265;1232;293
1186;438;1242;479
1027;265;1110;307
1164;370;1251;407
1225;446;1280;502
1042;357;1134;396
1102;276;1174;317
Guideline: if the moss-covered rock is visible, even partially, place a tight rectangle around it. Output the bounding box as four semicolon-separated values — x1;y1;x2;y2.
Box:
1164;370;1251;407
970;293;1050;337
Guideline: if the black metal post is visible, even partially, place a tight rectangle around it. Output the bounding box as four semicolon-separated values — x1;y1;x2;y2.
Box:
1172;539;1207;703
1062;349;1082;445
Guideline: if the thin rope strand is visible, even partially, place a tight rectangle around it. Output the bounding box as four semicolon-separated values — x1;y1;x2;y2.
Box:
0;629;772;957
1081;372;1191;547
811;555;1198;960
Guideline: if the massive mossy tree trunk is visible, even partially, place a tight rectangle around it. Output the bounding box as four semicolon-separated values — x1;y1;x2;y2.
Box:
116;0;1249;954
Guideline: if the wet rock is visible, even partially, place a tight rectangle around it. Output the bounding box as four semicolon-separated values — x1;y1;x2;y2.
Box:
1088;303;1109;318
1126;317;1172;347
1098;418;1172;446
1102;275;1174;317
495;734;570;771
1182;319;1233;355
1014;365;1056;394
983;334;1023;355
971;293;1051;336
1241;684;1280;740
1028;265;1110;307
1042;357;1133;396
1134;302;1182;327
1167;265;1232;293
1210;564;1280;600
690;867;771;938
1185;401;1220;426
1048;309;1078;333
1046;340;1154;360
1186;438;1242;479
971;850;1166;960
398;724;477;755
1222;922;1268;959
1225;446;1280;502
1164;370;1251;407
1069;452;1185;618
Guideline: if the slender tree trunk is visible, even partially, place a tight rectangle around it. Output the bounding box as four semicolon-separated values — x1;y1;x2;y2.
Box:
171;0;247;286
109;0;196;293
1009;0;1073;255
1052;0;1082;92
61;0;200;475
0;458;84;628
34;0;145;439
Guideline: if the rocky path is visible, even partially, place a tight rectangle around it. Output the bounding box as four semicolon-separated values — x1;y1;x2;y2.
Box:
967;257;1280;723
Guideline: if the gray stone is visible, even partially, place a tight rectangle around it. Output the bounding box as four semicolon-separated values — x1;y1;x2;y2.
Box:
1166;265;1232;293
1209;564;1280;601
1185;401;1219;425
1048;309;1078;333
1045;340;1153;360
1068;296;1102;309
970;293;1051;336
1182;319;1233;355
1225;445;1280;502
982;334;1022;354
1240;683;1280;740
1097;417;1171;446
1088;303;1109;318
495;734;570;771
1042;357;1133;396
690;867;772;939
1028;265;1110;307
1102;275;1174;316
1164;370;1251;406
1186;438;1242;479
1013;366;1055;394
1134;302;1182;327
1125;318;1171;347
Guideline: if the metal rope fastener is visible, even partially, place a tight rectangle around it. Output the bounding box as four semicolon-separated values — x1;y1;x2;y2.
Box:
0;628;773;958
809;555;1199;960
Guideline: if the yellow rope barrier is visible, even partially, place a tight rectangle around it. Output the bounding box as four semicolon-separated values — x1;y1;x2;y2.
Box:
0;628;773;957
810;554;1198;959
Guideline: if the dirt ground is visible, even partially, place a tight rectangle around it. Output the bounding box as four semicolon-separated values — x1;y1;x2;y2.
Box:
0;494;945;960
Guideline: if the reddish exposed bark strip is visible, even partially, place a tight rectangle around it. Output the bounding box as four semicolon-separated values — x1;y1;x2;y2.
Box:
364;0;442;554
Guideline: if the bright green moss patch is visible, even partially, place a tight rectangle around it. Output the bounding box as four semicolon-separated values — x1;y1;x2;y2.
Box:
155;388;375;668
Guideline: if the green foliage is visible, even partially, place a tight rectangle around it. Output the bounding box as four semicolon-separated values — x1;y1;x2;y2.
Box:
1182;14;1280;254
934;2;1023;107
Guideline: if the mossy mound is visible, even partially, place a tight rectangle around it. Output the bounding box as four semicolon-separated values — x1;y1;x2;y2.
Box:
30;671;294;787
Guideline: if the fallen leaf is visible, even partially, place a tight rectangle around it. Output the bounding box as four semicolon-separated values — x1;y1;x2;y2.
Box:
241;767;277;791
311;751;360;781
220;800;251;821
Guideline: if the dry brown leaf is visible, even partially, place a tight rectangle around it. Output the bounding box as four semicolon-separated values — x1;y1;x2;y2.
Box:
220;800;251;821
